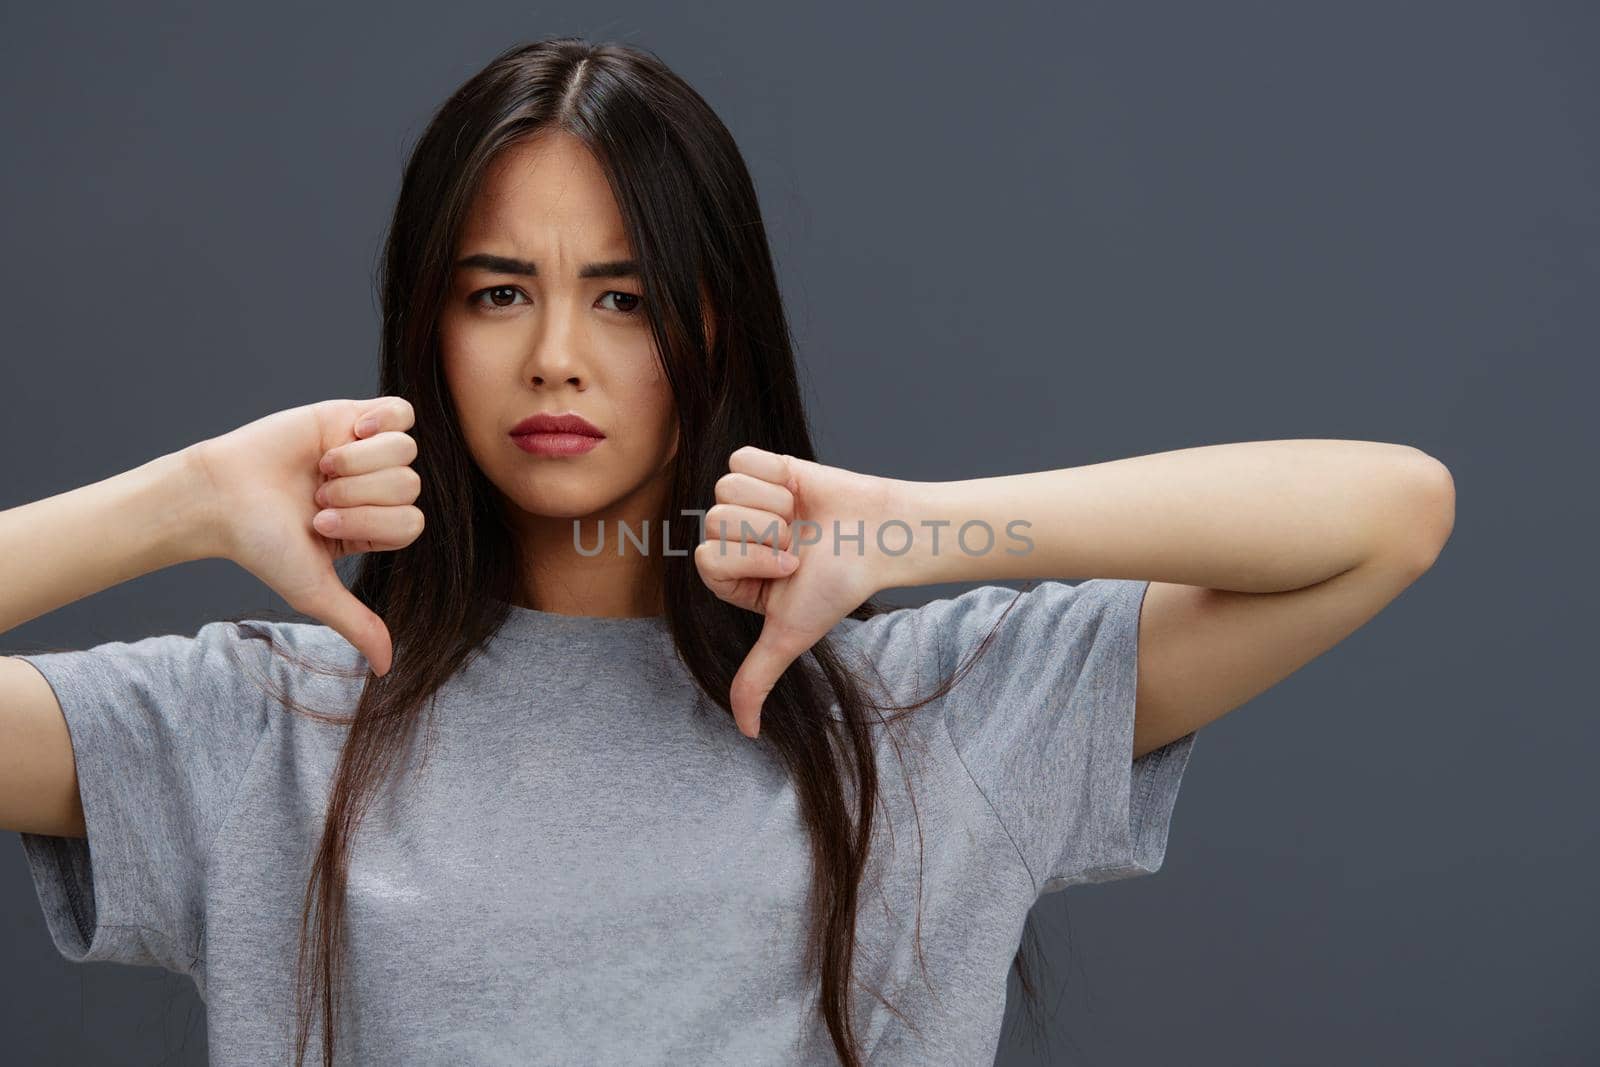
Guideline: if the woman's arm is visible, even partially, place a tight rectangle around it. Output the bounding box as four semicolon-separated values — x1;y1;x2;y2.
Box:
1;395;424;835
0;447;219;837
0;449;221;638
878;439;1457;756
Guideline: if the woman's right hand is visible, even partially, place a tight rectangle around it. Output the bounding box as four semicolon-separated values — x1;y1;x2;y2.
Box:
189;396;424;676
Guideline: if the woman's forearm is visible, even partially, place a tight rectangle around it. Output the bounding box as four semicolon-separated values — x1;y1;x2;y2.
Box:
0;447;222;638
879;439;1455;594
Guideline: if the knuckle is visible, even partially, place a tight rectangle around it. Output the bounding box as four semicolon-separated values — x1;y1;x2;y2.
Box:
742;515;778;541
697;542;732;573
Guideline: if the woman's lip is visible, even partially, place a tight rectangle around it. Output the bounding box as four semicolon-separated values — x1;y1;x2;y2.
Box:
510;432;604;457
509;412;605;436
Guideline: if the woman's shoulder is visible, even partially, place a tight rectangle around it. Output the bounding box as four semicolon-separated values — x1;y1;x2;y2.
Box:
230;616;361;660
222;617;368;707
825;579;1148;712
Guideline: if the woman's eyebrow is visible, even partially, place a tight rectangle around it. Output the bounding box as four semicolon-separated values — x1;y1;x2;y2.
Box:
454;252;639;278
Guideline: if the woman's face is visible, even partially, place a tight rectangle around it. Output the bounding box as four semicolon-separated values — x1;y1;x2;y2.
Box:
440;129;680;527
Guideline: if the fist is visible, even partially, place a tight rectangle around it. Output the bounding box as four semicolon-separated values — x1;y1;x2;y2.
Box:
191;396;423;676
694;445;898;738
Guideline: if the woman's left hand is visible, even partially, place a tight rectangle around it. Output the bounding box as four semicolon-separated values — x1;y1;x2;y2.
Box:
695;445;902;739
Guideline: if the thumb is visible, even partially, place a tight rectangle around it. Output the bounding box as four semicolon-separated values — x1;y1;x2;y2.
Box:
297;573;394;677
729;621;810;739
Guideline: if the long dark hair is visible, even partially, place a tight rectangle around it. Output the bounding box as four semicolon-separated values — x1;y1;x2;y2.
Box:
249;37;1054;1066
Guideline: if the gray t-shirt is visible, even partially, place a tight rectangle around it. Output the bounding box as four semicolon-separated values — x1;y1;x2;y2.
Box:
13;577;1197;1065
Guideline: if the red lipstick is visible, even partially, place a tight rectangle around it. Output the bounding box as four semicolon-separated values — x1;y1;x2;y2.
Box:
509;411;606;457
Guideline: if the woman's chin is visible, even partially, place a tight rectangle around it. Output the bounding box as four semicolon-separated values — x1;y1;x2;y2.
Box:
513;485;646;523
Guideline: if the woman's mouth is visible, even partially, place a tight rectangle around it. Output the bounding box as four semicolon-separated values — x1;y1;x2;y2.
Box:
510;431;603;457
508;411;606;456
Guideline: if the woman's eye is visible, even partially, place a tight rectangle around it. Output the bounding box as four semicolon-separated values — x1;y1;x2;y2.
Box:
598;290;644;316
470;285;528;311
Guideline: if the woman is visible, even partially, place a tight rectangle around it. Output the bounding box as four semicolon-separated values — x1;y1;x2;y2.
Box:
0;36;1454;1066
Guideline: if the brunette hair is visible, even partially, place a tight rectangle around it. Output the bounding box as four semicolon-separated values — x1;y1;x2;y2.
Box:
237;37;1055;1066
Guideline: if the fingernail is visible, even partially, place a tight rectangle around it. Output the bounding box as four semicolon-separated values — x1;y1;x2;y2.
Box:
779;552;798;570
319;454;335;474
355;415;378;435
314;510;338;531
314;485;328;506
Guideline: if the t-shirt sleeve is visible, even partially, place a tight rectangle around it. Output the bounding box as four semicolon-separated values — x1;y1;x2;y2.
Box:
845;578;1198;897
10;619;275;973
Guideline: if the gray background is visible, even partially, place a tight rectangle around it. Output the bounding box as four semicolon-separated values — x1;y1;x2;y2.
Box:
1;1;1593;1064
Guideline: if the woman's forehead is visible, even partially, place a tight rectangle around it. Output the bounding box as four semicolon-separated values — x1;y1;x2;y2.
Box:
459;148;633;268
